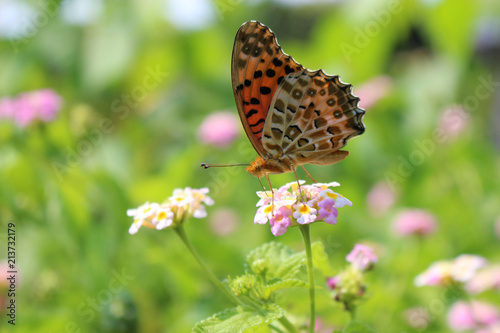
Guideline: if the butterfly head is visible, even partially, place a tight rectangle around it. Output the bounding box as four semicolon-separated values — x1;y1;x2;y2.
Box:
246;156;295;178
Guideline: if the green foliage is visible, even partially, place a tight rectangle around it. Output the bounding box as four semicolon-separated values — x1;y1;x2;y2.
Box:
333;321;375;333
192;305;284;333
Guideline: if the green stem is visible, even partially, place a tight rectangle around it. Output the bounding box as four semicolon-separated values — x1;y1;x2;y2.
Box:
278;317;299;333
299;224;315;333
349;306;356;321
174;225;243;306
174;225;299;333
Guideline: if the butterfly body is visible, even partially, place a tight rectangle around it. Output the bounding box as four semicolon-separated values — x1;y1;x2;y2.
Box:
232;21;365;179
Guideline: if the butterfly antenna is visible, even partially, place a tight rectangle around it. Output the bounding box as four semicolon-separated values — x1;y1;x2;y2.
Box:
201;163;250;169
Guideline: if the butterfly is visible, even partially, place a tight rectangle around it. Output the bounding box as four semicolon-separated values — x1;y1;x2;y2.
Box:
231;21;365;184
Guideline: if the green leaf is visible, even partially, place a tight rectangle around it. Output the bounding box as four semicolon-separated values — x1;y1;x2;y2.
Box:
192;305;284;333
247;242;305;280
263;279;309;299
343;321;376;333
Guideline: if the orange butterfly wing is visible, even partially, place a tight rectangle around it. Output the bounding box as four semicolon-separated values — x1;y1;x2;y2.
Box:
231;21;304;157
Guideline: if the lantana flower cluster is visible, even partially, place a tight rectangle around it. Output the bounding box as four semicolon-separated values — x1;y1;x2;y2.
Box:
127;187;214;234
254;181;352;236
327;244;378;311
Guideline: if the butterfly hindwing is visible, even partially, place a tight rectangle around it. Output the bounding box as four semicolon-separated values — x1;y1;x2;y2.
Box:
262;69;365;165
232;21;304;157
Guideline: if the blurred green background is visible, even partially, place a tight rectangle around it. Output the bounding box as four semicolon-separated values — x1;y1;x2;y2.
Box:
1;0;500;332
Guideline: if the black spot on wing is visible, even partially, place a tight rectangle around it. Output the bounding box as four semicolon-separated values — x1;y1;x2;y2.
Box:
246;109;259;117
249;118;265;128
260;87;272;95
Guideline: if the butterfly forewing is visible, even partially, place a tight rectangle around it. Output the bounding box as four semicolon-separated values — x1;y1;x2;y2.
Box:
232;21;304;157
262;69;365;165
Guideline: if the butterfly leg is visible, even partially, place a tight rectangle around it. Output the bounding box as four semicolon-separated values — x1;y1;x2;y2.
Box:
300;165;317;183
291;165;306;202
264;173;275;216
257;177;266;191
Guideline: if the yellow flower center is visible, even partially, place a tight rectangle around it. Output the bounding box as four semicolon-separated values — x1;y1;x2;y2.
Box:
326;191;339;199
264;205;274;214
299;204;310;214
157;211;168;220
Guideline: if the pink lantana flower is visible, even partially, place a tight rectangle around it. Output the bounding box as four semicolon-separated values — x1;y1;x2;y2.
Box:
476;323;500;333
253;181;352;236
320;189;352;208
327;276;341;290
415;254;487;287
414;261;453;287
366;181;396;217
292;202;317;224
318;198;338;224
447;301;500;331
127;187;214;234
198;111;240;148
392;209;437;237
356;75;393;110
451;254;488;283
0;89;62;127
466;265;500;295
269;206;292;236
346;244;378;271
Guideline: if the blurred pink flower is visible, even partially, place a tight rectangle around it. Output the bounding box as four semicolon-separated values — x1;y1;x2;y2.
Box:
346;244;378;271
439;105;469;140
0;89;62;127
476;323;500;333
415;260;453;286
209;208;239;236
198;111;240;148
447;301;500;331
326;276;341;290
452;255;488;283
366;182;396;216
415;255;487;287
356;76;393;110
466;265;500;295
0;261;9;288
392;209;437;237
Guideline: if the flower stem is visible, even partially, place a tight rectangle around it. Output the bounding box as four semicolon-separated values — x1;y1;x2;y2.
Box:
174;225;299;333
299;224;316;333
349;306;356;321
174;225;242;306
